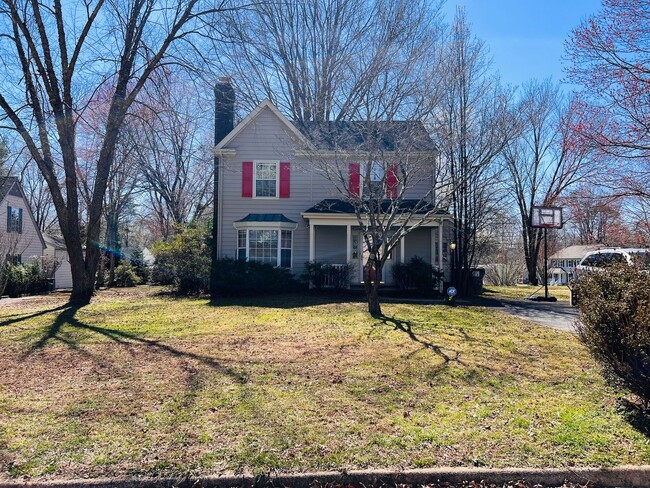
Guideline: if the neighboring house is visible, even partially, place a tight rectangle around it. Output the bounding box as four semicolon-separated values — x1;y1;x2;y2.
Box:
548;244;604;285
212;82;452;287
0;176;45;267
43;234;73;289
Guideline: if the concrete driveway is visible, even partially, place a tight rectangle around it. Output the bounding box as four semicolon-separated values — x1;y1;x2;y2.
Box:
471;297;579;332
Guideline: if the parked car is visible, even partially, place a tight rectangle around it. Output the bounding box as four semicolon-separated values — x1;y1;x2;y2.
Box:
570;248;650;306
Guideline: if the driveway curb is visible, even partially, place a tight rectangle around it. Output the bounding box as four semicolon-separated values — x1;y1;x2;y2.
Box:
3;466;650;488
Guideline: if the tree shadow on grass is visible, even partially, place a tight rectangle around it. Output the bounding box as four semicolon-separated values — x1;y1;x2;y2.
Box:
24;304;246;384
205;290;365;309
0;303;73;328
378;314;462;376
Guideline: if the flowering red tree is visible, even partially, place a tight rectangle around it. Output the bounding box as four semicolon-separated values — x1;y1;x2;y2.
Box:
566;0;650;193
561;186;641;246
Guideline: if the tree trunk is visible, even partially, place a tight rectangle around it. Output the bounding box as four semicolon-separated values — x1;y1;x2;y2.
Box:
363;260;382;317
69;257;96;304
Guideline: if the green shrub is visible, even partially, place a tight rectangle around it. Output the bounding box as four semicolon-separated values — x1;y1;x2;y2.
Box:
151;225;211;295
392;256;442;294
575;264;650;409
3;262;50;297
128;248;149;283
212;258;299;296
114;262;142;287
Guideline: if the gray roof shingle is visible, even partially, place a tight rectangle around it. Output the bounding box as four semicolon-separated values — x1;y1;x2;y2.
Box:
295;120;435;152
304;198;446;215
235;213;297;223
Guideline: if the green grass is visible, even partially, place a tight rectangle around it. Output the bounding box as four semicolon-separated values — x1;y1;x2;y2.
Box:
0;286;648;481
483;285;572;301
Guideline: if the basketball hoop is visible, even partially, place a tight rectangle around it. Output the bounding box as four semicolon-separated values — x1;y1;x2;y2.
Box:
530;205;563;302
531;206;563;229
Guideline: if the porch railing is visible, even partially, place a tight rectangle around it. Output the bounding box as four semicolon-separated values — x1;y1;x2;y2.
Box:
322;263;350;289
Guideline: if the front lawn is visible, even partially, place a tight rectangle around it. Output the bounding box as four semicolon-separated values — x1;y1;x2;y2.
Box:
0;287;648;481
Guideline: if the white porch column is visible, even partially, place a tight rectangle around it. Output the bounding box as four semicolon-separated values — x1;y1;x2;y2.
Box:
346;224;352;263
309;222;316;262
400;233;405;263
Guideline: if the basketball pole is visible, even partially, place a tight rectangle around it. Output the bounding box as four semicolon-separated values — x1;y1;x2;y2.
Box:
544;227;548;299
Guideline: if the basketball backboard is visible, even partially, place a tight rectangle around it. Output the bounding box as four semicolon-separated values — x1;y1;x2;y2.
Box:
531;206;563;229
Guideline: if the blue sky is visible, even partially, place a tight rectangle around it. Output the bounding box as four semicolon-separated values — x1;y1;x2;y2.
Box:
442;0;603;89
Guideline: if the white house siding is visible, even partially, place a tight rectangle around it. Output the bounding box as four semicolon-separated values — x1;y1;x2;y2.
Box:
54;249;73;289
1;193;45;263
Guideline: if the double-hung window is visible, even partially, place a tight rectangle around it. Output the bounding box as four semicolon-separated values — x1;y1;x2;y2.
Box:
7;206;22;233
236;229;293;268
255;162;278;197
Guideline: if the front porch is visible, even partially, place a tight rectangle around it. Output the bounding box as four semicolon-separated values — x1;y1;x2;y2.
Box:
302;205;451;289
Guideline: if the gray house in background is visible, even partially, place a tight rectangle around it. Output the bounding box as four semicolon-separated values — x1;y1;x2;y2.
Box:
213;87;452;287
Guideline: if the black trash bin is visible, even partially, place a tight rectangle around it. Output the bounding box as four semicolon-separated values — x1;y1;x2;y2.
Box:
470;268;485;295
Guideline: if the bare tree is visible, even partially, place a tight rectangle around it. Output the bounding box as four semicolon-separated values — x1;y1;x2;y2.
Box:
219;0;444;122
503;80;590;285
20;159;57;233
0;0;236;302
133;72;214;240
302;121;444;316
431;8;513;295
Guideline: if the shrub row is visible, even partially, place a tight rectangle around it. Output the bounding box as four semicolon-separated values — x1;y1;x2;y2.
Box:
2;262;51;297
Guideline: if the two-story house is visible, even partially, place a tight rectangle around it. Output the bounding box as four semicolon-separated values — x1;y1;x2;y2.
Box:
212;80;452;287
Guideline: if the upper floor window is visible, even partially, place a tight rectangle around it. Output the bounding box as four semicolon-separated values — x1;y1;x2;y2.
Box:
255;162;278;197
7;206;22;233
349;162;398;198
242;161;290;199
368;162;384;196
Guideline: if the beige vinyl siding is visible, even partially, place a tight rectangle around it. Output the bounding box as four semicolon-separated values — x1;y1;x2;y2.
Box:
1;194;45;263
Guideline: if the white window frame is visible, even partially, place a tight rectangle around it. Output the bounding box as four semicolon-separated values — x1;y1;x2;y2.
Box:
233;220;298;268
253;160;280;199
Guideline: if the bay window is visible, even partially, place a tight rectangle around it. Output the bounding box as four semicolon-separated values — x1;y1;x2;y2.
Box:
236;229;293;268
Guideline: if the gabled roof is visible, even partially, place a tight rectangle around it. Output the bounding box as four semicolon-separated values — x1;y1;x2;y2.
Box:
0;176;20;202
549;244;605;260
43;233;66;250
304;198;446;215
215;99;311;152
296;120;435;152
215;99;435;155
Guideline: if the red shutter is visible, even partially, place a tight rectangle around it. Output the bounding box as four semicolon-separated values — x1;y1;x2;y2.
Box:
386;165;398;198
349;162;360;196
279;162;290;198
242;161;253;197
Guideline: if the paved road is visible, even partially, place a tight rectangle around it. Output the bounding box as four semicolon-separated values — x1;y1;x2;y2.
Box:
471;297;579;332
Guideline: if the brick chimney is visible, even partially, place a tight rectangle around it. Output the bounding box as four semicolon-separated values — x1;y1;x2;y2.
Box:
214;76;235;145
212;77;235;299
